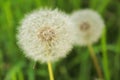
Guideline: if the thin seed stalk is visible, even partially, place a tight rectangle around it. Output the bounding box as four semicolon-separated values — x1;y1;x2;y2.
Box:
87;44;103;79
47;61;54;80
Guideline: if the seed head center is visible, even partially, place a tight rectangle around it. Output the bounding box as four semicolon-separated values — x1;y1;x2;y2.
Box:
80;22;90;31
37;27;56;42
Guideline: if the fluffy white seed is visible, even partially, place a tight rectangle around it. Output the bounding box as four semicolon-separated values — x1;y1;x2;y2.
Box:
17;9;75;63
71;9;105;46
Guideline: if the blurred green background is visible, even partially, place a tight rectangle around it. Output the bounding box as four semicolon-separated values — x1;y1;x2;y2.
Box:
0;0;120;80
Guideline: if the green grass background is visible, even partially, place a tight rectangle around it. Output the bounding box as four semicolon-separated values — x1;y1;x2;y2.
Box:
0;0;120;80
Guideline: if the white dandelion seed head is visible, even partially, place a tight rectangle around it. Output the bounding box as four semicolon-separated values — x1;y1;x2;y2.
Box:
71;9;105;46
17;8;75;63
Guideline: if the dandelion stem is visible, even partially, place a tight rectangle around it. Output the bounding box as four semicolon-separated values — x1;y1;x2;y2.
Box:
33;62;36;69
87;44;103;79
47;61;54;80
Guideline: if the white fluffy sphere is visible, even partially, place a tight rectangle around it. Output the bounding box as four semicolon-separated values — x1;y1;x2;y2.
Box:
17;9;75;63
71;9;105;46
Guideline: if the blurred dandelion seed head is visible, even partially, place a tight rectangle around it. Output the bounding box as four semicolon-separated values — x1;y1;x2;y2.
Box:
71;9;105;46
17;9;75;63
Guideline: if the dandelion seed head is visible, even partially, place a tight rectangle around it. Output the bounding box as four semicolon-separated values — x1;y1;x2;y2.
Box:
71;9;105;46
17;8;75;63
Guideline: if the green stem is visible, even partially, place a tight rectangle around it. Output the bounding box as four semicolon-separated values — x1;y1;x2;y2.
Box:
101;28;110;80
